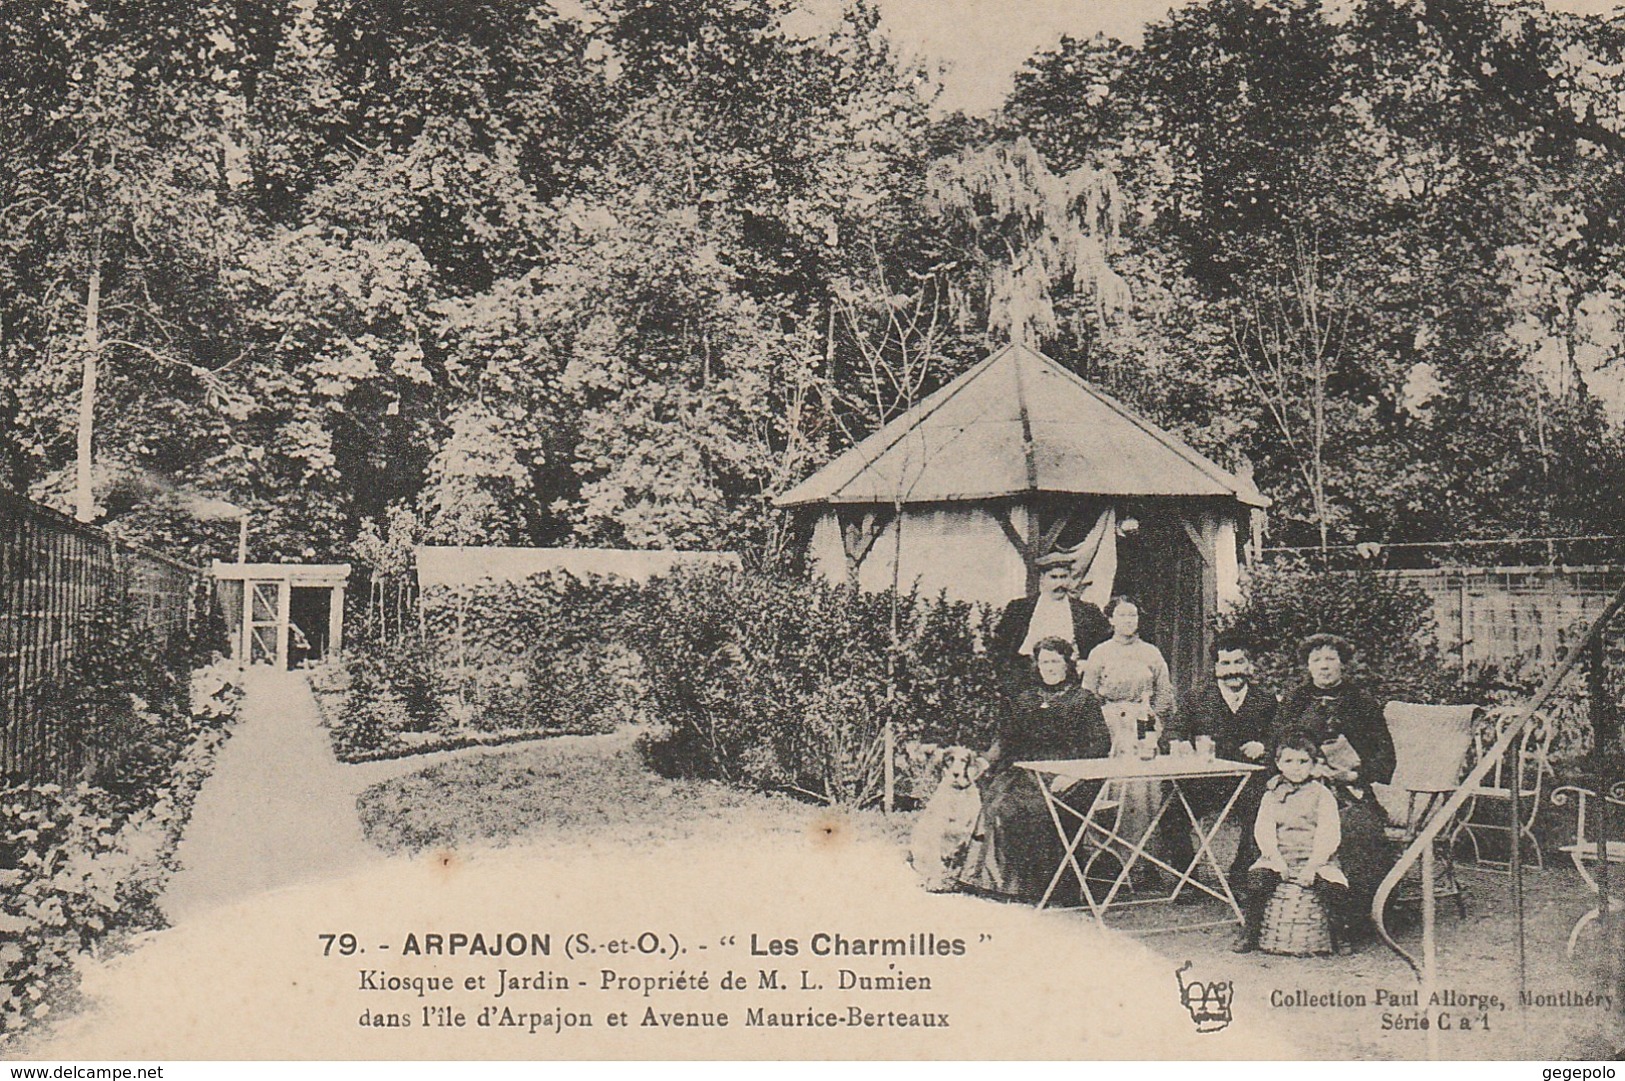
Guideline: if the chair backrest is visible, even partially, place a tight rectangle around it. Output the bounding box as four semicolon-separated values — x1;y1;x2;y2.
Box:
1384;701;1479;793
1477;705;1556;793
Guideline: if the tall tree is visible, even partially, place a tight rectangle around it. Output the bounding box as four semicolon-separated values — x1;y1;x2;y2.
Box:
0;0;253;526
1005;0;1625;553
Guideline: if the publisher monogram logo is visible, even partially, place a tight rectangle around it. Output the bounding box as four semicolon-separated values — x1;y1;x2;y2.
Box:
1176;961;1234;1033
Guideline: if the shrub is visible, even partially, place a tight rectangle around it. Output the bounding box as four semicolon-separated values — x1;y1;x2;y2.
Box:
32;598;201;817
624;567;1003;805
305;657;352;695
189;657;245;724
1222;560;1454;703
183;577;231;670
331;635;448;753
519;641;641;736
423;572;650;738
453;664;529;732
0;784;135;1032
373;638;444;732
0;662;241;1040
364;567;1004;801
421;572;647;671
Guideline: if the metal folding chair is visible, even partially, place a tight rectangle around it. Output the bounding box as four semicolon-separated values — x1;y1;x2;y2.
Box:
1450;705;1556;871
1551;781;1625;957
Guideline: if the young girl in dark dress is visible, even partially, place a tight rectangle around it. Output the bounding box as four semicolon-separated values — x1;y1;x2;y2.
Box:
959;637;1112;902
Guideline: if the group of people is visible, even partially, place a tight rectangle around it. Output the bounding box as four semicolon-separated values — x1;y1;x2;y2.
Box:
955;551;1397;955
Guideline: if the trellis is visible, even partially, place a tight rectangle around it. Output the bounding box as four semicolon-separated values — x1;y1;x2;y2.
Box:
0;488;196;783
1382;565;1625;671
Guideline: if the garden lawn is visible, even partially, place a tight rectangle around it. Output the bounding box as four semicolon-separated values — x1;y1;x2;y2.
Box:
356;728;911;854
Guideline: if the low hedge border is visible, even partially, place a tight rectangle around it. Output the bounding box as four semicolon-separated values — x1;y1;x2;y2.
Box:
328;726;609;765
306;668;605;765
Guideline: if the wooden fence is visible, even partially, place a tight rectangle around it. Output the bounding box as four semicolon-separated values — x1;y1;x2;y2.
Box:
1382;565;1625;672
0;488;197;784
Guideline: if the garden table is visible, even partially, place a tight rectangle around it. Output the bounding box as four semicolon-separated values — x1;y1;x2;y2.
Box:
1016;755;1264;932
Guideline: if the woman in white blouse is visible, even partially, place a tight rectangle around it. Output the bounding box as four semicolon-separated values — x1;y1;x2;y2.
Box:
1082;595;1175;747
1081;595;1176;889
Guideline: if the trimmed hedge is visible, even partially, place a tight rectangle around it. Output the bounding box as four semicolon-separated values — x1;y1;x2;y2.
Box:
623;568;1002;805
321;575;649;762
399;567;1006;805
414;567;1000;804
421;573;649;736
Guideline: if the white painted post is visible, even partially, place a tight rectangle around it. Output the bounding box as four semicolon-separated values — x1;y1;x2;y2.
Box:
329;584;345;657
276;577;292;671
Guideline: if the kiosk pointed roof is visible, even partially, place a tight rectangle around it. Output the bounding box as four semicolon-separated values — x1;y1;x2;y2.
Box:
774;343;1268;508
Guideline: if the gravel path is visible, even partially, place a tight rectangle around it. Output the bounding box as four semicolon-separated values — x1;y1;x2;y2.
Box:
157;668;384;924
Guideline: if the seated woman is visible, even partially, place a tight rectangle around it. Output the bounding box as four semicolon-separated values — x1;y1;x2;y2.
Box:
1274;633;1396;949
1234;730;1349;955
959;636;1111;903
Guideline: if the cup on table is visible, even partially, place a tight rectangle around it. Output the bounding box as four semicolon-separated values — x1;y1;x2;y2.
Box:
1169;739;1194;759
1195;735;1216;760
1136;735;1158;761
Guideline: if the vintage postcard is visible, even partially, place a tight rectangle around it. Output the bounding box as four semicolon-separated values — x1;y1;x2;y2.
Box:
3;0;1625;1065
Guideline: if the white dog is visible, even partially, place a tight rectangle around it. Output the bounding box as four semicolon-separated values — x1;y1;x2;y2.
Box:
906;743;989;892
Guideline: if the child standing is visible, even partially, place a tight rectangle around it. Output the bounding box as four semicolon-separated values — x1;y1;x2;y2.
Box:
1233;730;1351;954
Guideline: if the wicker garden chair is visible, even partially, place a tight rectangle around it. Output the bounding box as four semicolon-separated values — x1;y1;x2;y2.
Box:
1449;705;1557;871
1550;781;1625;957
1375;702;1479;918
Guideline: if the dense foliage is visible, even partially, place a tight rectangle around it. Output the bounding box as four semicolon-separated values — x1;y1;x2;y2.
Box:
1220;561;1452;702
1222;563;1625;767
0;659;241;1041
625;568;1003;803
364;569;1002;803
0;555;240;1042
426;573;651;735
6;0;1625;570
27;581;232;813
1006;0;1625;554
315;574;651;761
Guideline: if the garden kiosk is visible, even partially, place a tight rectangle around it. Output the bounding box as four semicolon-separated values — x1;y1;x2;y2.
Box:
775;343;1269;702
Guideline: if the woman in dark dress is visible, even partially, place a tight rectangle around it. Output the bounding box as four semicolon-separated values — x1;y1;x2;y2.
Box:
959;636;1112;902
1275;633;1397;951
